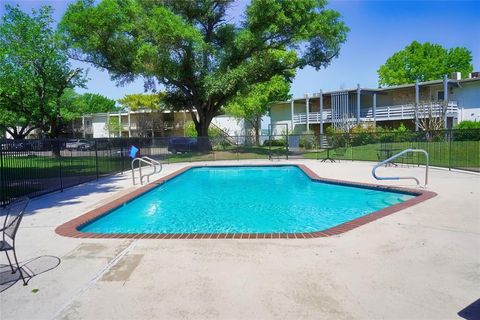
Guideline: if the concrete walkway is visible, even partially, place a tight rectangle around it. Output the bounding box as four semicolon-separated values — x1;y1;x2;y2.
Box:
0;160;479;320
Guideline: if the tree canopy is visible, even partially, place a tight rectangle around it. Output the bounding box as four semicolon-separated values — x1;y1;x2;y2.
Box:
225;75;290;143
0;5;86;139
60;90;118;121
118;93;165;111
378;41;473;86
60;0;348;142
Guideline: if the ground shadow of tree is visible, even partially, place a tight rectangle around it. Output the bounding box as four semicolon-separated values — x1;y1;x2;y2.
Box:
17;174;126;215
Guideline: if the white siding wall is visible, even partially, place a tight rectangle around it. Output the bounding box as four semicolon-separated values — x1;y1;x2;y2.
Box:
269;102;306;134
452;81;480;121
92;115;109;138
211;115;246;136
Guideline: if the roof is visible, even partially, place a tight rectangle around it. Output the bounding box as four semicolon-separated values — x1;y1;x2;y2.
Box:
376;76;480;91
80;109;196;117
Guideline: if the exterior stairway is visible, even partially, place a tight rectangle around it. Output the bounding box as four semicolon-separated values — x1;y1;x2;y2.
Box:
210;122;237;145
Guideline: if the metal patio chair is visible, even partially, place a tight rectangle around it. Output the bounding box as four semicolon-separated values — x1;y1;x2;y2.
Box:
1;197;29;286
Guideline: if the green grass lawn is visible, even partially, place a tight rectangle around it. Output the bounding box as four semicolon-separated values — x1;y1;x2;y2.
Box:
1;155;126;179
1;154;127;202
163;145;286;163
2;141;478;177
303;140;480;170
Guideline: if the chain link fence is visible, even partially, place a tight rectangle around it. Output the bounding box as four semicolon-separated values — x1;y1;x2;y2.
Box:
1;129;479;206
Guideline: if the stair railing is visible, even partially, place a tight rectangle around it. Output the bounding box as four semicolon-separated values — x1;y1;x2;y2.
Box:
131;157;162;185
209;122;237;145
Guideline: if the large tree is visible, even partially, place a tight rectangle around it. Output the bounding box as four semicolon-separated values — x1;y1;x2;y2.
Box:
0;5;86;139
118;93;165;111
378;41;473;86
60;0;348;147
225;75;290;145
61;90;117;119
0;106;34;140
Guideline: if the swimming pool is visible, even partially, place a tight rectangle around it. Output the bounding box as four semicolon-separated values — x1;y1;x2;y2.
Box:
72;165;420;236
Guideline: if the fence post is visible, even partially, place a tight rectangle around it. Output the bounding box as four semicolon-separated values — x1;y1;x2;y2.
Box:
448;129;452;171
95;139;99;179
0;141;5;206
189;138;192;163
213;137;216;161
285;131;289;160
268;134;272;160
236;136;239;161
120;139;125;174
351;134;354;161
58;140;63;192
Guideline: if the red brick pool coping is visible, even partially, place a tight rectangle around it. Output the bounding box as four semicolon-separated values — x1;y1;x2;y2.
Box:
55;164;437;239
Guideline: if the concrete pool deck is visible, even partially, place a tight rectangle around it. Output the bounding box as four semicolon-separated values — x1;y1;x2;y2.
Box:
1;160;479;319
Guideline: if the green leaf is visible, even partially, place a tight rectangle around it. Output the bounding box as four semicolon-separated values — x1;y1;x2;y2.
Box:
0;5;86;138
378;41;473;86
60;0;348;136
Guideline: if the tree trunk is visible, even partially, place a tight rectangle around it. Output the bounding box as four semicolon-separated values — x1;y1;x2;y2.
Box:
9;132;26;140
3;126;29;140
195;119;210;137
47;117;62;158
192;110;213;152
50;140;62;158
254;115;261;146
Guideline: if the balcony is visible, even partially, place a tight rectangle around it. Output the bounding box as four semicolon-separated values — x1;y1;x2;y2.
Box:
293;110;332;124
292;102;458;125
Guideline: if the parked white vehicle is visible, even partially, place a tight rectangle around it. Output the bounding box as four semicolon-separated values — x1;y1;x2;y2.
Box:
66;139;93;150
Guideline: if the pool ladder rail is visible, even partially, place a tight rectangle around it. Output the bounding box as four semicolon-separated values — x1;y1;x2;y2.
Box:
372;149;429;188
131;156;162;185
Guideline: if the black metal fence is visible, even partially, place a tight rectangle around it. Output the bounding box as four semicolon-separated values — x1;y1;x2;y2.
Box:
1;129;479;206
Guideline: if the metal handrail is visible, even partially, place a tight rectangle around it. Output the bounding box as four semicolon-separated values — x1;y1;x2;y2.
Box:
131;157;162;185
141;156;162;174
372;148;429;188
131;158;151;185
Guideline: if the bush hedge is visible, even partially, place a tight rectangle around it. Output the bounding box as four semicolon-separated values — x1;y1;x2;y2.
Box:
454;121;480;141
263;139;286;147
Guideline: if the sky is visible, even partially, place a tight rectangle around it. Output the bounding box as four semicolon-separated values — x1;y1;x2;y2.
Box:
2;0;480;101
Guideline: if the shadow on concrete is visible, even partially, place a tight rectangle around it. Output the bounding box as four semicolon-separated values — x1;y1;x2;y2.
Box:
23;174;128;215
458;298;480;320
0;255;61;293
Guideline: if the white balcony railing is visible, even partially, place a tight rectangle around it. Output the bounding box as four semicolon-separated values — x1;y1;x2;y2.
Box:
292;102;458;125
293;110;332;124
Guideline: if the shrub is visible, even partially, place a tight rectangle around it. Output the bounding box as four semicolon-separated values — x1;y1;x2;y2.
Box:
377;131;394;143
382;123;413;142
454;121;480;141
212;139;231;150
324;123;415;146
456;120;480;130
263;139;285;147
184;121;226;138
325;127;348;147
350;124;377;146
299;130;316;149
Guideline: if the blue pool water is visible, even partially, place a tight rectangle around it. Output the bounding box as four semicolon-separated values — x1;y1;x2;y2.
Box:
80;166;414;234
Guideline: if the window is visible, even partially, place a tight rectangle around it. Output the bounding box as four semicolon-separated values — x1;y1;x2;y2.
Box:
437;91;444;100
